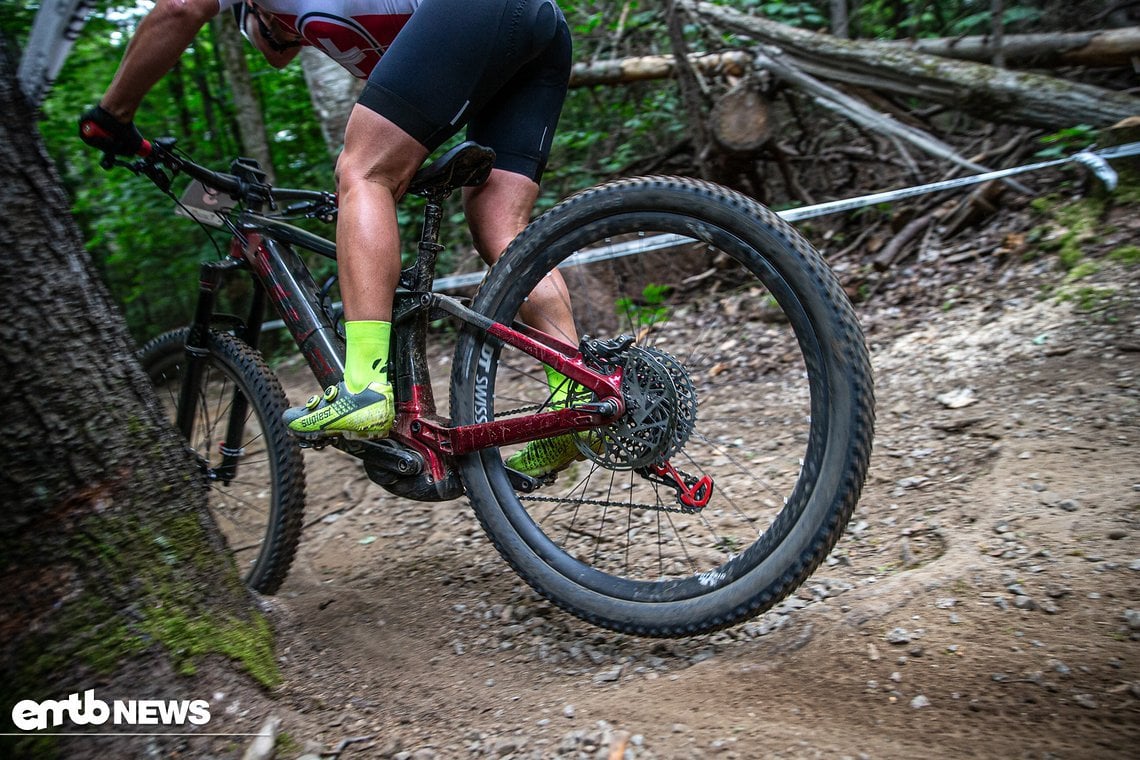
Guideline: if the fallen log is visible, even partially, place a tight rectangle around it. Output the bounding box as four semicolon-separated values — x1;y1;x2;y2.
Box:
570;51;751;87
686;1;1140;129
569;29;1140;89
749;46;1025;184
574;28;1140;88
887;27;1140;68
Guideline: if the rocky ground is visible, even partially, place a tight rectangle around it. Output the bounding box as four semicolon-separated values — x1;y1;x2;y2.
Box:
202;190;1138;760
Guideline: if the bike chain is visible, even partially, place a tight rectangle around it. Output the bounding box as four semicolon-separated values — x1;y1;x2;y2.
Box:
517;492;701;515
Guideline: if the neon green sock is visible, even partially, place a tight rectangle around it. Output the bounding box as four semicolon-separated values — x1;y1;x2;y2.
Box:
545;366;571;408
344;320;391;394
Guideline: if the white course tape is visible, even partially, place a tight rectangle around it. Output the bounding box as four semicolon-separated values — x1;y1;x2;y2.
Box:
260;141;1140;330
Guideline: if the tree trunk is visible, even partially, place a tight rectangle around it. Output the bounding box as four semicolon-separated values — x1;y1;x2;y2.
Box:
991;0;1006;68
212;16;276;182
830;0;850;39
166;61;195;142
710;84;772;153
190;39;230;160
0;40;275;759
687;1;1140;129
665;0;713;178
299;47;362;156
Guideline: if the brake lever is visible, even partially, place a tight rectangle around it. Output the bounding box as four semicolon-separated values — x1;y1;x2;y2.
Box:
102;152;173;194
140;161;172;193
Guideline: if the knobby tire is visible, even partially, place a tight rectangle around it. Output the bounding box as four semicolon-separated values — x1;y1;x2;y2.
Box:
138;329;305;594
451;176;875;637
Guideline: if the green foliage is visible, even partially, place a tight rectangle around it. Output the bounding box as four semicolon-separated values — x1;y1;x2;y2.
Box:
1057;285;1116;313
1064;260;1099;282
616;283;673;330
949;6;1042;35
745;1;828;29
1035;125;1097;158
850;0;1050;41
1025;195;1110;272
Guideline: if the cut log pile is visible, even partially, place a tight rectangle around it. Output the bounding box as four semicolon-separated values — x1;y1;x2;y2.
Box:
566;3;1139;271
572;3;1139;131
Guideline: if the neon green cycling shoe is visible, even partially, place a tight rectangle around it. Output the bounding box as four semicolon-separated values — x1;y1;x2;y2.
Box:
284;380;394;440
505;434;588;478
506;429;608;478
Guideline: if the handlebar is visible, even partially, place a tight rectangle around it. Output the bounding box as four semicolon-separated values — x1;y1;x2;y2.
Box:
106;136;336;220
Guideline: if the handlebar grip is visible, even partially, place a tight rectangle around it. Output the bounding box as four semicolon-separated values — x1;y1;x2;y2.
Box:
92;137;151;170
79;119;109;142
79;107;148;161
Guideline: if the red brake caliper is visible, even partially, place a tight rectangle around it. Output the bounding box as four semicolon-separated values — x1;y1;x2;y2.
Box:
649;461;714;510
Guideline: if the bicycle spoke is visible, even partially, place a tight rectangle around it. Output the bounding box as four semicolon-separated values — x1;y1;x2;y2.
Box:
457;176;872;635
488;225;818;585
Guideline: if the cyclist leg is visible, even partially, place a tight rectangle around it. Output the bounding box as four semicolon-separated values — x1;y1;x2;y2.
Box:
336;109;427;326
456;7;587;476
286;0;569;440
465;171;576;345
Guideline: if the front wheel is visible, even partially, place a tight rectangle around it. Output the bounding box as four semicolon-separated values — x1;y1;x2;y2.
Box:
138;328;305;593
451;176;874;637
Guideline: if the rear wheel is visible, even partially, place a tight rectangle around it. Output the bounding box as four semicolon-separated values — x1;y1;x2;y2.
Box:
138;328;305;593
451;177;874;636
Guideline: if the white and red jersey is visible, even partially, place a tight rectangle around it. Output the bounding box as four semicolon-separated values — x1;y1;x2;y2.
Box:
219;0;422;78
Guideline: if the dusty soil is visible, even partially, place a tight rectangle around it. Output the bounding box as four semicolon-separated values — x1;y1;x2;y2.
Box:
213;197;1138;760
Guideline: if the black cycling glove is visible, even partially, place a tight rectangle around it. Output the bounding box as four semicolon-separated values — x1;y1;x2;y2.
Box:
79;105;144;156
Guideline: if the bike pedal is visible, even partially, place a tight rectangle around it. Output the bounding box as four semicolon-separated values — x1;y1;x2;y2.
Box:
506;467;555;493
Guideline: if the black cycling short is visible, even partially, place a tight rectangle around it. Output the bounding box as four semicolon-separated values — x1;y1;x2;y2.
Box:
357;0;571;182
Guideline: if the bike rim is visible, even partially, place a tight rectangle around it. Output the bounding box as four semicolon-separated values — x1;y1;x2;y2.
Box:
480;210;830;603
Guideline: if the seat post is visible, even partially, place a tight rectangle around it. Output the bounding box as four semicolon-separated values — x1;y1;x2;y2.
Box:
411;194;446;291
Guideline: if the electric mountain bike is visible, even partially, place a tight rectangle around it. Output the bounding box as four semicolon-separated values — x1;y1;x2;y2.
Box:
117;137;874;637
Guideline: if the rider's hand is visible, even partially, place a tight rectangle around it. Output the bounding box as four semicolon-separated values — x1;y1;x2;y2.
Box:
78;105;144;156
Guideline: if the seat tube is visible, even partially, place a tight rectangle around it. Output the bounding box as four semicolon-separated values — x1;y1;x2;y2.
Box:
393;293;436;415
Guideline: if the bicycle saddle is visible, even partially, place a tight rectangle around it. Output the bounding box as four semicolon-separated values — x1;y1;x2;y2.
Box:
408;141;496;199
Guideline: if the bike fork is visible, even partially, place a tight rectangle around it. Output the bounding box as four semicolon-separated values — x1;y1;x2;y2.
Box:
179;255;264;484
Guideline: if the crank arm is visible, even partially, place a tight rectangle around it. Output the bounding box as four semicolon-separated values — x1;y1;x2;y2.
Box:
336;437;424;476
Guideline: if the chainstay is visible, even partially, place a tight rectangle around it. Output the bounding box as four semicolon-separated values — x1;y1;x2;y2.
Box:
499;406;705;514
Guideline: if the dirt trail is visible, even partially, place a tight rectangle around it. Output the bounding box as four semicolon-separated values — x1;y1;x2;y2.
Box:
216;209;1139;759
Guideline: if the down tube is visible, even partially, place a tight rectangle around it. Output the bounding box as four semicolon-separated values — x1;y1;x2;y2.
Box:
253;237;345;387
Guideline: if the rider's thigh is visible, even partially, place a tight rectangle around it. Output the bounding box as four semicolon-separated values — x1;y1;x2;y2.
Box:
356;0;566;156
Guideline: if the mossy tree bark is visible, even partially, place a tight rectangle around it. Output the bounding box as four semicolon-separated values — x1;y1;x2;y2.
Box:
0;39;276;758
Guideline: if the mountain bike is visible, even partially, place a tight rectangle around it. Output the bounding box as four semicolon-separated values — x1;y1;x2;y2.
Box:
113;137;874;637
